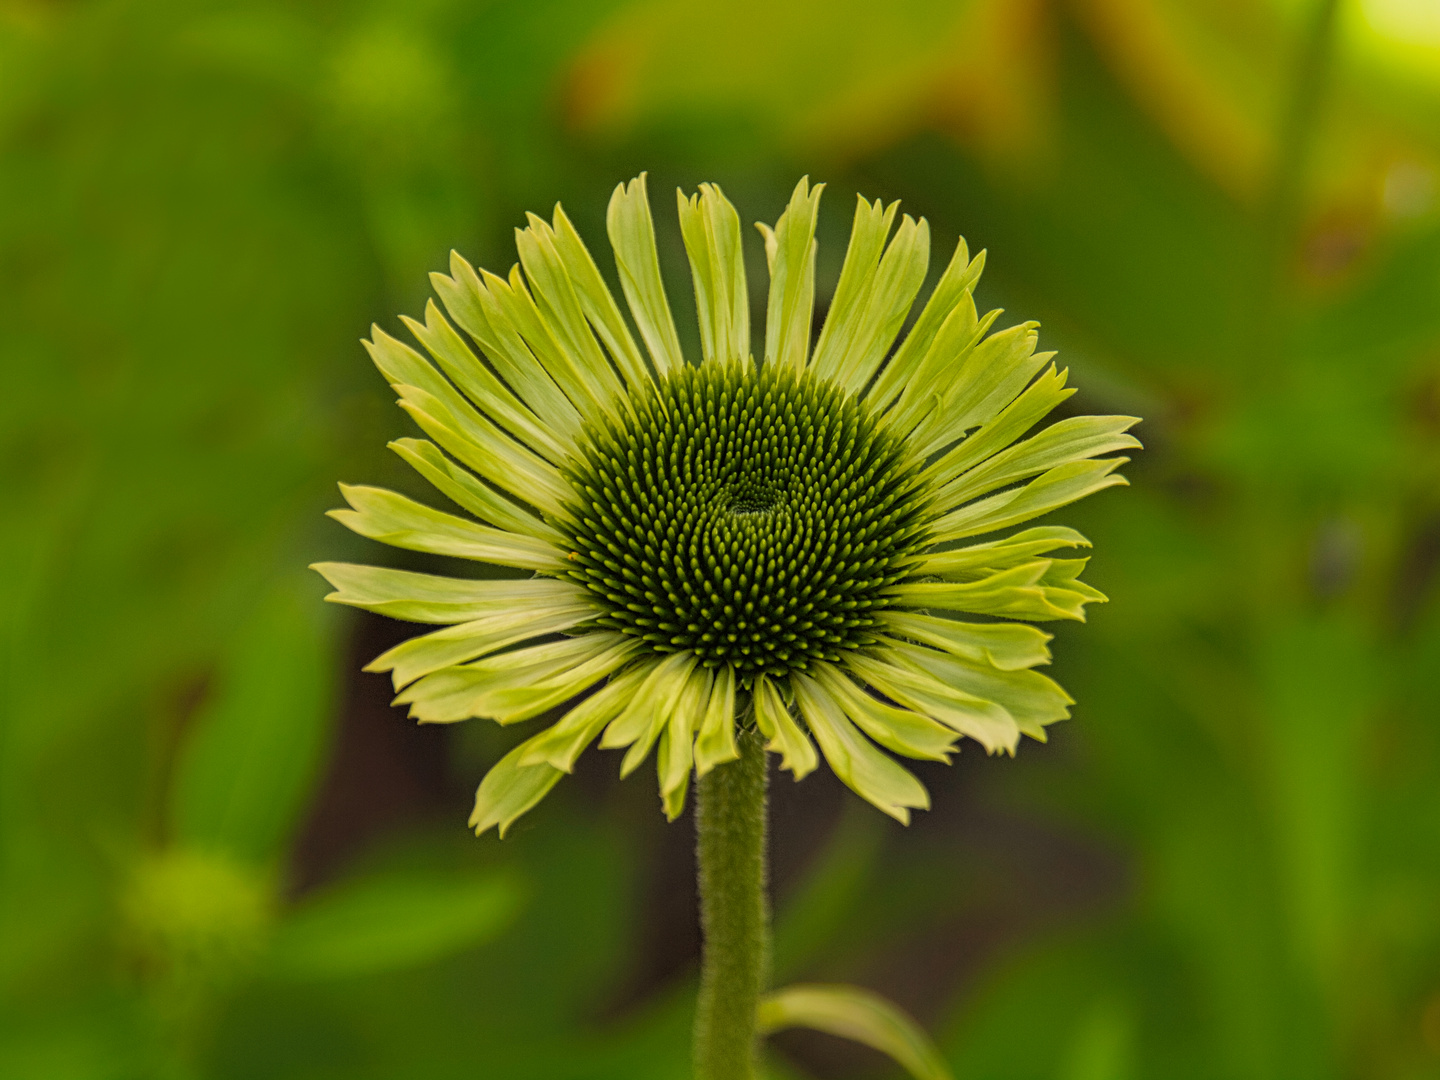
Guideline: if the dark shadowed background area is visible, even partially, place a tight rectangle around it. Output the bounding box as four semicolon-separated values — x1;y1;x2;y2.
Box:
4;0;1440;1077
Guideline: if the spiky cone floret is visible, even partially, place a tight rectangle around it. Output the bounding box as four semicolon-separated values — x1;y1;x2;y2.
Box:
313;175;1140;834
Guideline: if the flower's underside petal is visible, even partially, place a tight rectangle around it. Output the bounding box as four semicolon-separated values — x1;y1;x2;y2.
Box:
811;197;930;397
758;177;823;373
312;563;586;623
658;664;712;820
867;239;984;412
393;385;574;519
938;415;1142;513
887;560;1102;622
549;204;652;389
874;611;1053;672
922;365;1074;492
811;663;957;762
693;664;739;778
431;254;584;441
395;632;639;724
930;458;1131;542
844;651;1020;754
328;485;567;572
519;664;654;772
469;734;564;838
365;603;601;689
888;642;1072;741
678;183;750;366
599;651;699;777
608;174;684;377
792;672;930;824
753;674;818;779
475;638;646;725
916;525;1092;578
401;301;569;463
387;438;561;543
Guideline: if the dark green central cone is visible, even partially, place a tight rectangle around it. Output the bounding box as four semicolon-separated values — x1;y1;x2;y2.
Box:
558;361;931;679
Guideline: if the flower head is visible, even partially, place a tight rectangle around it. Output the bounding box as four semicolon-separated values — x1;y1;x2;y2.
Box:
314;176;1139;834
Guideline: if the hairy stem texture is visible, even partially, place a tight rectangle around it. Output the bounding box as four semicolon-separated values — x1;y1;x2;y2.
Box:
694;727;770;1080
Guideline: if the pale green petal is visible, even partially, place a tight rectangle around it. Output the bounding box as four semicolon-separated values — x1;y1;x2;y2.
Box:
468;734;564;838
363;324;462;417
759;177;823;372
387;438;561;542
475;637;646;724
811;663;956;762
657;730;691;822
888;561;1098;622
393;384;574;518
889;642;1072;741
1041;558;1110;604
517;214;624;393
757;984;954;1080
868;238;984;411
753;674;818;779
312;563;585;623
486;262;623;425
930;458;1130;542
811;196;896;375
875;611;1053;672
693;664;739;778
937;414;1142;512
915;525;1091;578
918;324;1054;455
395;632;638;724
883;298;996;440
549;204;652;388
607;174;684;376
812;199;930;396
922;364;1073;491
327;485;567;572
519;664;653;772
678;183;749;365
401;300;568;462
658;664;712;820
431;254;584;440
844;651;1020;754
791;672;930;823
598;651;699;777
365;602;600;689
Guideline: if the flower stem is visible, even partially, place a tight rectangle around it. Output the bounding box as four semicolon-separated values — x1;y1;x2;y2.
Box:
694;726;770;1080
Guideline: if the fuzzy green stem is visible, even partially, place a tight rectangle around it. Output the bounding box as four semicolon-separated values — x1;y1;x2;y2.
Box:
694;726;770;1080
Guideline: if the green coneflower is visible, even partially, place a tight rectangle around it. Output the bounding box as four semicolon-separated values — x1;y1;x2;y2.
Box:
316;173;1135;828
314;174;1137;1078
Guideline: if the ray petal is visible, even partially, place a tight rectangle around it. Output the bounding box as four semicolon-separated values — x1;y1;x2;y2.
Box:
758;177;823;372
791;671;930;824
868;239;984;411
693;664;740;778
678;183;749;365
326;485;567;572
607;174;684;376
550;204;652;388
753;674;818;779
469;733;564;838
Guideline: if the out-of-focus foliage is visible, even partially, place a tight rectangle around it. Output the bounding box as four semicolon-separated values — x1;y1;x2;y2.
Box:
2;0;1438;1077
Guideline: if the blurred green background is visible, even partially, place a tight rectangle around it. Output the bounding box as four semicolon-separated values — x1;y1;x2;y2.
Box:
4;0;1440;1076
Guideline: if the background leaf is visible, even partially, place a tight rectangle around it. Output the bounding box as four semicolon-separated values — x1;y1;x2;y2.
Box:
267;868;525;980
758;983;953;1080
169;576;338;866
